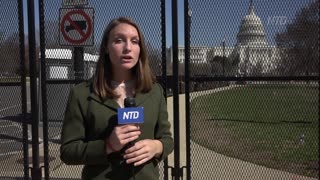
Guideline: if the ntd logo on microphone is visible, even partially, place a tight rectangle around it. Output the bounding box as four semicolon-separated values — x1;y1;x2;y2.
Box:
117;107;144;124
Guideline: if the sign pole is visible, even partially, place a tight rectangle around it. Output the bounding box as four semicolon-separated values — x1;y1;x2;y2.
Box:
60;2;94;83
73;47;84;83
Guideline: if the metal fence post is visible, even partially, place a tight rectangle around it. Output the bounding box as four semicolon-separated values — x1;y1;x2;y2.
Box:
27;0;42;179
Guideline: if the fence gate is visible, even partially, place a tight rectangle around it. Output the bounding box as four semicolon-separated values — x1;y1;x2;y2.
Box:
39;0;169;180
1;0;168;179
0;0;30;179
179;0;319;180
0;0;319;180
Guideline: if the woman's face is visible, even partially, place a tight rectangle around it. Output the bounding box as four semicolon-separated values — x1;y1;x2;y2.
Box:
106;23;140;73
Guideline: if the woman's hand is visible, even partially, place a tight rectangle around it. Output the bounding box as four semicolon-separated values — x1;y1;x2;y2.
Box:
106;124;141;154
123;139;163;166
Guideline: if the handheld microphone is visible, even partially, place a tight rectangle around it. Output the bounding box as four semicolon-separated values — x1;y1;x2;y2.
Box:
117;97;144;124
117;97;143;180
124;97;136;108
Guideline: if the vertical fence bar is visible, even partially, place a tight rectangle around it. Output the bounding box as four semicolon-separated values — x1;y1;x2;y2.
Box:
184;0;191;179
160;0;169;179
318;12;320;179
27;0;41;179
18;0;29;179
172;0;181;179
318;20;320;178
160;0;167;93
38;0;49;179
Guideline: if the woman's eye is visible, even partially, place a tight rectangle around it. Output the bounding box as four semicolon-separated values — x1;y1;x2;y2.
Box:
115;38;123;43
132;39;140;44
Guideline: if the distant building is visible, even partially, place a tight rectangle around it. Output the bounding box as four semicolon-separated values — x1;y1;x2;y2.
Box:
166;46;210;64
229;0;280;76
166;0;281;76
44;48;98;79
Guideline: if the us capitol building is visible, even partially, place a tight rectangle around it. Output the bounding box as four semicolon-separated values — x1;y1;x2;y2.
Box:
168;0;280;76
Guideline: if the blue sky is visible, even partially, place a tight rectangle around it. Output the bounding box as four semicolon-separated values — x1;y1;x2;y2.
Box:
186;0;312;46
1;0;313;48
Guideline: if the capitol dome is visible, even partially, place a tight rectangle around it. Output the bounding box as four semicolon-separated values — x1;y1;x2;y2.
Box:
236;0;267;46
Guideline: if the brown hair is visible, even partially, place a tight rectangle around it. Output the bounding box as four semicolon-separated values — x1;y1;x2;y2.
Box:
93;17;155;100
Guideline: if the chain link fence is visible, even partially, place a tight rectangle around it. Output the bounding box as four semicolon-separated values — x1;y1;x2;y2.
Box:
186;0;319;179
0;0;318;179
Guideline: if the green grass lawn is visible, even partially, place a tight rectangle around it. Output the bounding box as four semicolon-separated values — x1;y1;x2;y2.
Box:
190;84;319;178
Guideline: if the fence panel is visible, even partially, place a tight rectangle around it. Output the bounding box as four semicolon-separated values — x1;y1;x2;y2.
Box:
41;0;166;179
186;0;319;179
0;0;29;179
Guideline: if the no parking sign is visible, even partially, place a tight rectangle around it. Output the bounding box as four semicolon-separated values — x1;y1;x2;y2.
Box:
59;8;94;46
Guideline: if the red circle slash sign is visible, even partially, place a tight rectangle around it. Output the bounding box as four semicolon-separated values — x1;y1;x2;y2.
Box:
61;9;92;44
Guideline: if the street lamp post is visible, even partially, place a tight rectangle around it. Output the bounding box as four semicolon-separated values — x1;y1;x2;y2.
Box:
222;39;225;76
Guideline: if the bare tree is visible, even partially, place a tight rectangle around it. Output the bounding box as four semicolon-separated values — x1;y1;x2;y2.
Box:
0;32;20;76
0;31;4;42
145;41;162;76
275;1;319;76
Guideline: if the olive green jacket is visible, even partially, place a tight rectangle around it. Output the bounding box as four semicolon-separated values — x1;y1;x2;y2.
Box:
60;80;174;180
